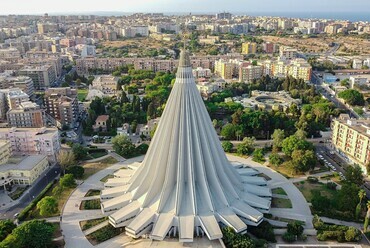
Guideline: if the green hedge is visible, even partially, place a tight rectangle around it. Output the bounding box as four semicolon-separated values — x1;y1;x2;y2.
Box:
18;182;54;221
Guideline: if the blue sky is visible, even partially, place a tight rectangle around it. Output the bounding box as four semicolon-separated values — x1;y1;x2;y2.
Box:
0;0;368;14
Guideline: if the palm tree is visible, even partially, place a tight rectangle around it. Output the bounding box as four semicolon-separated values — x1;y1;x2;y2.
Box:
364;201;370;231
359;189;366;205
356;189;366;220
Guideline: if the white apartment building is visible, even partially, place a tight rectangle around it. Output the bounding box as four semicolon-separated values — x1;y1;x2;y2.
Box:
0;127;60;162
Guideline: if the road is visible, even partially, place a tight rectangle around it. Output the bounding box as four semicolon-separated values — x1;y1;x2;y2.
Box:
311;72;359;118
0;164;61;220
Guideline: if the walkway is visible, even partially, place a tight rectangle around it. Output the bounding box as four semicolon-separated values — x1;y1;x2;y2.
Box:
61;154;314;247
227;155;314;229
61;156;144;248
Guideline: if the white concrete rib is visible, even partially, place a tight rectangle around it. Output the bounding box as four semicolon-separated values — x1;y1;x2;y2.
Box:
100;49;271;242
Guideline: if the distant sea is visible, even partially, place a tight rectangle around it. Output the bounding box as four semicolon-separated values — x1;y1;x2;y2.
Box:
48;11;370;22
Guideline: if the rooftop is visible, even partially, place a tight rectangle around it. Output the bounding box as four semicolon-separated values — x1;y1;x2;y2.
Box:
0;155;47;173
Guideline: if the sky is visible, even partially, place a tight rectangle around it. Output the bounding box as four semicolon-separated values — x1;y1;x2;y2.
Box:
0;0;369;15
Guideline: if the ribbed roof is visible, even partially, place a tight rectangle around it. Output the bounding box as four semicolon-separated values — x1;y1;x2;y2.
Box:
101;49;271;242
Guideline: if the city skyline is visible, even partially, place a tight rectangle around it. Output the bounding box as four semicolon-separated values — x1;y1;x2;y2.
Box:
0;0;369;15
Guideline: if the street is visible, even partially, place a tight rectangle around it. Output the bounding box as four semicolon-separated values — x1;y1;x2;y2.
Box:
0;164;61;220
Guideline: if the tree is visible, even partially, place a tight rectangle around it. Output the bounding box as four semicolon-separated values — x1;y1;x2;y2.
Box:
59;174;76;188
338;89;365;106
72;144;88;160
37;196;58;217
356;189;366;220
253;148;265;163
0;220;16;242
345;165;364;186
271;129;284;152
287;221;304;237
294;128;307;140
221;123;237;140
364;201;370;231
57;150;76;174
282;135;314;157
222;141;233;153
66;166;85;179
291;149;316;173
269;153;283;166
112;135;137;158
237;137;255;155
52;185;64;199
0;220;55;248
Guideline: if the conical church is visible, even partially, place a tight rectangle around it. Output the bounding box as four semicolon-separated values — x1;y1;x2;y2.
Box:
100;49;271;242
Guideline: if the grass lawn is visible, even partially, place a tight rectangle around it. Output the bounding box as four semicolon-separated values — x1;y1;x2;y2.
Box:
77;89;88;102
82;156;118;180
266;162;304;179
272;187;287;195
100;174;114;183
80;199;101;210
85;189;101;197
294;180;336;202
80;217;108;231
271;197;292;208
8;186;28;200
27;184;75;219
88;151;108;159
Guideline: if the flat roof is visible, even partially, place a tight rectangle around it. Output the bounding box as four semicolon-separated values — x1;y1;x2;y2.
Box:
0;155;47;172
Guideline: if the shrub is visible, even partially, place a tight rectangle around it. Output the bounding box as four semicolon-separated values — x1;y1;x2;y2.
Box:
252;148;265;163
60;174;76;188
135;143;149;155
222;141;233;153
282;232;296;242
248;221;276;242
326;182;337;190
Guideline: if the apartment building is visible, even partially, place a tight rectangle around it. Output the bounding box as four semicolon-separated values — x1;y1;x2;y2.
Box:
214;60;235;79
192;67;212;78
44;87;79;128
0;141;11;165
0;155;49;187
239;65;263;83
76;55;244;75
332;114;370;174
0;88;30;120
262;42;277;54
0;127;60;162
17;65;56;90
242;42;257;55
0;74;35;99
279;46;298;60
7;101;46;128
91;75;119;96
288;59;312;82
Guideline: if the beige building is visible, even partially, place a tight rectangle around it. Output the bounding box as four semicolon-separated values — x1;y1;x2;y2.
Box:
239;65;263;83
7;101;46;128
91;75;119;96
0;141;11;165
17;65;56;90
93;115;109;132
0;74;35;99
279;46;298;60
0;155;49;188
44;87;79;128
0;127;60;162
332;114;370;174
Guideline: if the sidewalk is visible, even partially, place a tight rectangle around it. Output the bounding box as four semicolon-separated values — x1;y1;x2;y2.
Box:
61;156;144;248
